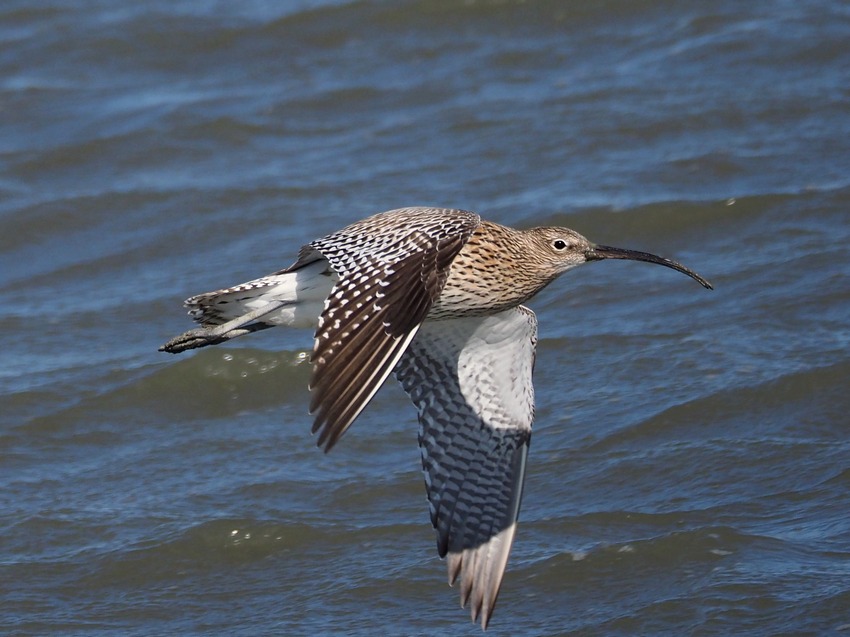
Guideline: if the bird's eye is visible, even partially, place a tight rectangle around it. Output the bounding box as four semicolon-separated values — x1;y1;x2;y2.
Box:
552;239;569;251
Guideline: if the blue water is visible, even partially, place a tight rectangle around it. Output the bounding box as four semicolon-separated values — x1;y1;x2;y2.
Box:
2;1;850;634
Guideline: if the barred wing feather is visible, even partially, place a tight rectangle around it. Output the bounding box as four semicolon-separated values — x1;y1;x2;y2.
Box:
395;306;537;629
302;207;480;451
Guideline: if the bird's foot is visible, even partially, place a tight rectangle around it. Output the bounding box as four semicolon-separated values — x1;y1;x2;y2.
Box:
160;301;286;354
159;322;274;354
159;327;225;353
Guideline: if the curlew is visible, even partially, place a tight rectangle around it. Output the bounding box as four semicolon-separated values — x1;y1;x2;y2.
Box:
160;207;712;629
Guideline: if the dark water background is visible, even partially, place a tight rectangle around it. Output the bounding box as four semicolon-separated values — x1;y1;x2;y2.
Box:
2;1;850;635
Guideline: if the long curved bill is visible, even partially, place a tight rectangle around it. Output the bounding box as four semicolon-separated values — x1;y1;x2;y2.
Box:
585;245;713;290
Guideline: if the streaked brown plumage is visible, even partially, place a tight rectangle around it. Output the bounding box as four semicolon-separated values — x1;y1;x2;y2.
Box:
160;206;712;629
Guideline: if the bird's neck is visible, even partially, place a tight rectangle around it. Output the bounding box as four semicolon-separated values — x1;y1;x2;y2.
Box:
431;222;556;317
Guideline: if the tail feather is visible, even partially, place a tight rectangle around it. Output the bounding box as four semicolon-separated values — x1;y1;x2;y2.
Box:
182;260;336;329
183;287;256;326
185;275;292;326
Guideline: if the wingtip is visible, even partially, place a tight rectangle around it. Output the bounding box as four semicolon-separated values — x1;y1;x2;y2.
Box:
444;524;518;632
447;552;462;586
479;609;492;631
313;422;335;453
311;410;348;453
470;595;496;631
317;436;336;454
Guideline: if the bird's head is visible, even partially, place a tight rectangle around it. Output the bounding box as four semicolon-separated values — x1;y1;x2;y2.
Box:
527;227;713;290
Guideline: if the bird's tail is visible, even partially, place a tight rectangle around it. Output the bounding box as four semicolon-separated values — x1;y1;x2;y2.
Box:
183;259;336;329
184;274;297;326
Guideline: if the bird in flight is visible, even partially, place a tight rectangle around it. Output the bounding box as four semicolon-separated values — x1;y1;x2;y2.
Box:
160;206;712;629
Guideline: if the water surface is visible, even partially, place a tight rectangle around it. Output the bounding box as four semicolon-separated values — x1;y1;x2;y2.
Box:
2;1;850;635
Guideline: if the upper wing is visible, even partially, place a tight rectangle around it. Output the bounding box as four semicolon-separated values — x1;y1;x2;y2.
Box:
304;207;480;451
394;306;537;629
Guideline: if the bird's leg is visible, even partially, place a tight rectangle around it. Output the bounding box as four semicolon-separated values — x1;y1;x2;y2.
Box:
159;301;288;354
